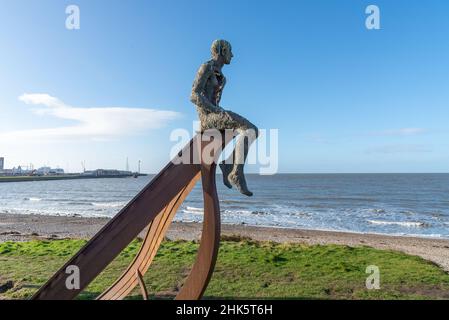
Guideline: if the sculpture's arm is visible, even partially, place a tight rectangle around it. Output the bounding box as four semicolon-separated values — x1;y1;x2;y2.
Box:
190;63;222;113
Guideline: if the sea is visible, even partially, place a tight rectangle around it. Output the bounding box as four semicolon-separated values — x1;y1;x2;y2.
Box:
1;173;448;239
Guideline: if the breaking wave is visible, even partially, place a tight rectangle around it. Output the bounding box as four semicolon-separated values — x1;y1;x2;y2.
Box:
367;220;427;228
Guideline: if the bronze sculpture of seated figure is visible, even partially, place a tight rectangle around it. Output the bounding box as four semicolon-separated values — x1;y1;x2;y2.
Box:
190;39;259;196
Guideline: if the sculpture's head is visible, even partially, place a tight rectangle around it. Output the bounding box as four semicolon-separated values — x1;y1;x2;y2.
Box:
211;40;233;65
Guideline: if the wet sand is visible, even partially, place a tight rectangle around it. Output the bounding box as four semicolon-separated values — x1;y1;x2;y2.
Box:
1;213;448;272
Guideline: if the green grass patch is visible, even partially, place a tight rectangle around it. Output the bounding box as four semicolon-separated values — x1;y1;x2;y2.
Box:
0;239;448;300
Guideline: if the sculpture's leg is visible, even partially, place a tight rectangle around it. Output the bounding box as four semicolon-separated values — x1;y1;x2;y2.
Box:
219;161;233;189
228;128;258;197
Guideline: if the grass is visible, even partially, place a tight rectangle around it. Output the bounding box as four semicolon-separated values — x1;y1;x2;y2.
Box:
1;238;449;300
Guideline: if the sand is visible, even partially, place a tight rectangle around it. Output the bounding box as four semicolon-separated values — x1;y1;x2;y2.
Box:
1;213;448;272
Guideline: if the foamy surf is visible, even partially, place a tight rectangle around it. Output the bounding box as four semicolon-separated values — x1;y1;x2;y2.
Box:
182;206;204;215
24;197;42;202
367;220;426;228
91;202;126;208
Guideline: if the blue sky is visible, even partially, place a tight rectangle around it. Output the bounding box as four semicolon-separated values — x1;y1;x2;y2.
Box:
0;0;448;173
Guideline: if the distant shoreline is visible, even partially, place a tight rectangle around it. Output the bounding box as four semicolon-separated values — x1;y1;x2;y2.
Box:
0;174;148;183
1;213;448;272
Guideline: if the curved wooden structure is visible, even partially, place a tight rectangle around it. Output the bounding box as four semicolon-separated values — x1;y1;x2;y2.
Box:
97;173;202;300
32;132;232;300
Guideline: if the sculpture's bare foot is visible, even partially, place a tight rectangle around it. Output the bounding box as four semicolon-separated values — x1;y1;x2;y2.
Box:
219;162;233;189
228;171;253;197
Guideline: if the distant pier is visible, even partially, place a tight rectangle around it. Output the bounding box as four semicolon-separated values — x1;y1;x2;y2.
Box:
0;173;148;183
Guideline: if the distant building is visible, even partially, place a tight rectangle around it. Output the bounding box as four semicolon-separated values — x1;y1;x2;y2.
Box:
13;166;24;175
36;167;51;175
1;169;13;176
36;167;65;176
10;166;33;176
0;160;64;176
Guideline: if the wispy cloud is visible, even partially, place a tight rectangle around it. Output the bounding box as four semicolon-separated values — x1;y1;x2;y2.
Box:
0;94;181;143
365;144;432;154
371;128;427;136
